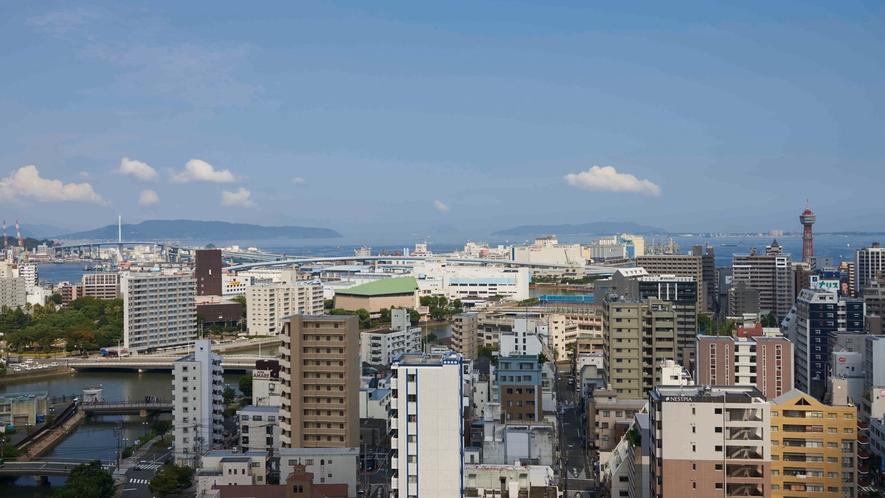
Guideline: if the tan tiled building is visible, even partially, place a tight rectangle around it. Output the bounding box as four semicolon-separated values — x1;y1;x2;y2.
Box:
695;333;794;400
769;382;861;497
279;315;360;449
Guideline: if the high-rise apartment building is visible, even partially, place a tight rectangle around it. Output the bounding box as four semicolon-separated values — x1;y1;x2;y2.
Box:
496;355;543;422
603;297;678;398
648;385;771;498
195;249;223;296
731;240;795;320
279;315;359;449
390;351;464;498
18;263;37;290
452;312;479;359
635;276;698;359
691;245;716;312
727;281;761;317
695;333;794;399
794;289;865;400
0;276;26;310
121;272;196;352
769;382;859;498
856;242;885;295
247;280;324;335
173;339;224;466
862;278;885;335
636;254;707;313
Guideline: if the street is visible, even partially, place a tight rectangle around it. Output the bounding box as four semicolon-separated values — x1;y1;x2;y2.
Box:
119;440;175;498
556;365;597;498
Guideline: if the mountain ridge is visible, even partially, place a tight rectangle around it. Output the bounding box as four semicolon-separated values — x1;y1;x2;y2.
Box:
491;221;666;237
54;220;343;241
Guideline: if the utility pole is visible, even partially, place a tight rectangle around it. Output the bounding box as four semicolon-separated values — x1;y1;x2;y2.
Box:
115;421;123;470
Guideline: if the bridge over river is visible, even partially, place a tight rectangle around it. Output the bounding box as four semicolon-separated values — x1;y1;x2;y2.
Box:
68;354;277;372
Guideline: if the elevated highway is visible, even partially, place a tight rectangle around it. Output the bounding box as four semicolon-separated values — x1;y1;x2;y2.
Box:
224;255;616;275
68;354;277;372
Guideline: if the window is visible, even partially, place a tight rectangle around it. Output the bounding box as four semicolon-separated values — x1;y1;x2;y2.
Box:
715;464;722;470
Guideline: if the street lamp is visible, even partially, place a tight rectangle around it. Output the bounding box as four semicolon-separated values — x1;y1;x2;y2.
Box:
143;421;149;437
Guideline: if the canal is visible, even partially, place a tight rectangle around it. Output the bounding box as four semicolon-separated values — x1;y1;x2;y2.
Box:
0;371;243;497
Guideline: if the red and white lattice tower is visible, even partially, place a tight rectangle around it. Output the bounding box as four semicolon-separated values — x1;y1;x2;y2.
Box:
800;201;815;264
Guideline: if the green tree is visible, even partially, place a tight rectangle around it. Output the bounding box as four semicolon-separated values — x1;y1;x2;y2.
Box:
151;419;173;436
408;308;420;325
452;299;463;309
49;293;63;305
54;460;115;498
765;311;778;328
356;308;371;329
324;299;334;310
238;375;253;400
538;352;549;364
379;308;391;323
223;386;237;405
230;295;247;319
698;313;712;333
148;465;181;497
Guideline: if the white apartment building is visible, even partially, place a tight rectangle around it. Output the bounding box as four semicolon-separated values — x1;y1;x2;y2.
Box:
546;313;578;360
237;405;281;455
412;260;531;301
499;318;545;357
173;339;224;466
246;280;324;335
857;242;885;294
391;351;465;498
121;272;196;352
18;264;37;290
360;309;422;366
195;450;270;494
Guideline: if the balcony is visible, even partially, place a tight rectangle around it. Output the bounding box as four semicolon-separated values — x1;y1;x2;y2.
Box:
858;420;869;430
726;483;764;496
858;463;870;474
858;435;870;445
725;446;763;460
726;465;763;479
858;449;870;459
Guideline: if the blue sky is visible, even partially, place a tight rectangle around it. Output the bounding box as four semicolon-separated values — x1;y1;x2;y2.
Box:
0;1;883;240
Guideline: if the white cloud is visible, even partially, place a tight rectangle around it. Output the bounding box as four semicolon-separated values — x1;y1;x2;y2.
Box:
564;165;661;196
138;189;159;206
0;165;109;205
116;157;158;182
170;159;237;183
27;8;96;36
292;177;306;185
221;188;257;208
434;200;451;213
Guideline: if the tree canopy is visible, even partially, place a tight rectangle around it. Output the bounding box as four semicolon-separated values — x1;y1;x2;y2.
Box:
53;460;115;498
1;297;124;355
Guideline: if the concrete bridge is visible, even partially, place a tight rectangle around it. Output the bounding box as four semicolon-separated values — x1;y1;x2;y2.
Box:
79;401;172;416
0;458;113;478
67;354;276;372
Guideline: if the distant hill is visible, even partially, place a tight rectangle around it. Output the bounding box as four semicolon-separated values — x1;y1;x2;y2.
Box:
54;220;343;241
20;224;72;239
492;221;666;237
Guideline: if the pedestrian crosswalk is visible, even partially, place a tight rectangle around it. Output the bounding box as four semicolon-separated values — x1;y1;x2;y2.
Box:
136;463;163;470
129;478;150;485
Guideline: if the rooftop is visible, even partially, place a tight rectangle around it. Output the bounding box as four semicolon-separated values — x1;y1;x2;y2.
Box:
393;351;461;366
334;276;419;297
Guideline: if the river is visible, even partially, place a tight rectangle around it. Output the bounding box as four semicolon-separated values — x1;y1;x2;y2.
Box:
0;371;243;497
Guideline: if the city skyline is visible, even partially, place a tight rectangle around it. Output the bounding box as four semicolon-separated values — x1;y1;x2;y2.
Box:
1;1;883;238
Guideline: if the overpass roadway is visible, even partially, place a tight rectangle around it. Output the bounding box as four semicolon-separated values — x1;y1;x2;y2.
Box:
0;459;113;477
68;354;277;372
224;255;616;275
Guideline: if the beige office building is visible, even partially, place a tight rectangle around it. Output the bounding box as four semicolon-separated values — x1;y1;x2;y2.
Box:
636;254;706;312
247;281;324;336
279;315;360;449
603;297;678;398
452;312;479;359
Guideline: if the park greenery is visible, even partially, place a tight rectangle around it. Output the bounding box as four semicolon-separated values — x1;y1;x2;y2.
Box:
53;460;115;498
1;296;124;355
419;296;463;321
